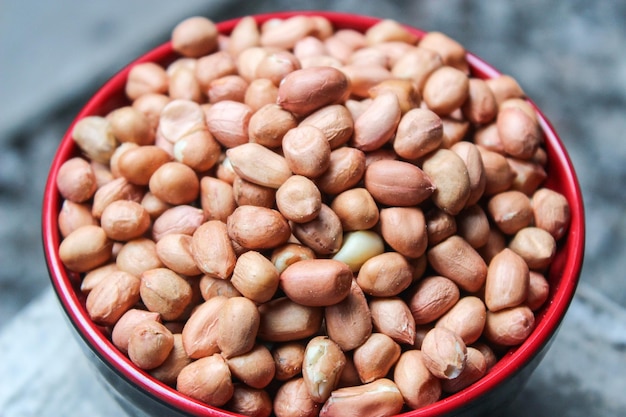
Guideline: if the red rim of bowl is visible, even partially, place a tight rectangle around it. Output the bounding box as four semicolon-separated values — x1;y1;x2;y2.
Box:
42;10;585;417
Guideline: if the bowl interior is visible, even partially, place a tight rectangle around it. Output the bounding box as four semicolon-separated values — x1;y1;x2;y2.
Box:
42;10;585;417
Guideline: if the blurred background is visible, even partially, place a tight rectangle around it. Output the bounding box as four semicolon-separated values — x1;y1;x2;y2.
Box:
1;0;625;416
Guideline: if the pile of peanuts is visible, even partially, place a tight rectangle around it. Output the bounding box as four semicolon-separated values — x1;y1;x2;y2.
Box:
56;14;571;417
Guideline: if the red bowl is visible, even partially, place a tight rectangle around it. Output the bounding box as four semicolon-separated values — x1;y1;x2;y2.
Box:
42;11;585;417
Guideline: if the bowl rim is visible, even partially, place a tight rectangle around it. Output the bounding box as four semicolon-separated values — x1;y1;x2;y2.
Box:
42;10;585;417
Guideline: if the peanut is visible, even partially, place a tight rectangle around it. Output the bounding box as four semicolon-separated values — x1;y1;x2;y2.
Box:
128;320;174;370
394;350;442;409
279;259;352;307
303;336;346;402
176;353;234;406
227;344;276;389
421;327;467;380
324;280;372;351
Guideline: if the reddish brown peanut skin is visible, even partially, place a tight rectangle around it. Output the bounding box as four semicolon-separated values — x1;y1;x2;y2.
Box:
227;205;291;250
485;248;530;312
258;297;323;343
59;225;112;272
325;280;372;351
140;268;193;321
394;350;442;410
85;270;141;326
279;259;353;307
427;235;488;293
408;275;460;325
421;327;467;380
176;354;234;407
484;305;535;346
319;378;404;417
364;159;435;206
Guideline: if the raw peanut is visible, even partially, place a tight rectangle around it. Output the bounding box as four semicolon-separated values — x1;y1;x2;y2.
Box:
59;225;112;272
316;146;366;195
373;41;414;67
227;344;276;389
531;188;570;240
450;141;486;206
177;354;234;407
237;46;273;83
248;103;297;148
140;268;193;321
277;66;350;116
292;204;343;255
508;157;547;195
274;378;320;417
349;47;388;69
319;378;404;417
173;129;221;172
126;62;169;100
423;66;469;115
244;78;278;112
325;280;372;351
152;205;204;242
112;309;161;354
58;200;98;237
132;93;170;132
345;98;372;120
441;115;471;149
231;251;280;303
484;305;535;346
192;220;236;279
225;385;272;417
353;333;401;383
408;276;460;324
276;175;322;223
228;16;261;56
108;105;155;146
351;92;401;151
527;271;550;311
280;259;352;307
368;79;421;114
478;226;507;264
56;157;97;203
340;64;393;98
168;65;202;103
435;296;486;345
486;74;526;105
421;327;467;380
199;176;236;222
379;207;428;259
393;108;443;160
270;243;316;274
303;336;346;402
337;356;361;388
425;207;457;246
300;104;354;150
256;50;301;86
260;15;316;49
419;31;467;72
441;347;487;393
455;205;490;249
128;320;174;370
272;342;306;381
497;104;541;160
365;19;418;45
72;116;118;164
227;142;291;188
217;296;260;358
422;148;471;215
215;153;237;183
473;122;504;153
158;99;206;144
427;235;488;292
195;50;237;90
171;16;218;58
282;125;331;178
156;234;201;276
356;252;414;297
199;275;241;300
330;188;379;231
332;230;385;272
508;226;557;270
182;296;227;359
150;334;193;386
391;47;443;92
369;296;416;345
141;192;171;220
299;54;343;69
100;200;150;241
204;100;252;148
116;238;163;277
109;142;138;178
393;350;442;410
472;342;499;371
364;159;435;206
232;176;276;208
227;205;291;250
149;161;199;205
258;297;323;342
117;145;172;185
81;263;118;294
461;78;498;125
92;177;144;219
85;270;140;326
325;29;367;62
413;324;434;350
488;190;534;236
478;146;516;196
485;248;529;311
311;16;333;39
207;75;248;103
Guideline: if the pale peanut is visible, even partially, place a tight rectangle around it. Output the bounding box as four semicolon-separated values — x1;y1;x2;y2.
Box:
303;336;346;402
331;230;385;273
